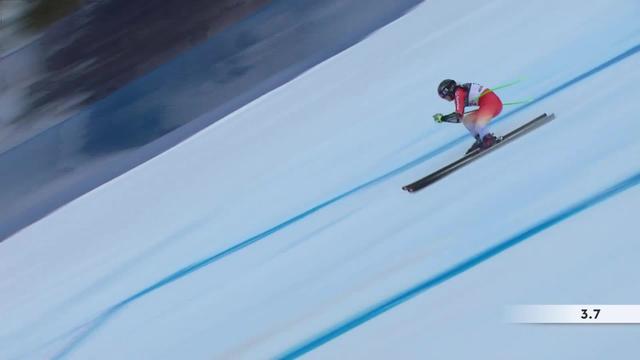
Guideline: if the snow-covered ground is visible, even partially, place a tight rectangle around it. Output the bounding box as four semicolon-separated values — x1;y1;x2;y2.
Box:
1;0;640;359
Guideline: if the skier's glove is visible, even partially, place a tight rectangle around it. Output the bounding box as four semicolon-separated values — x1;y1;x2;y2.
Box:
433;113;444;123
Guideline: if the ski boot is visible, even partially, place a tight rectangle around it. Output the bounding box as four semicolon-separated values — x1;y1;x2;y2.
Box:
465;134;482;154
479;133;498;150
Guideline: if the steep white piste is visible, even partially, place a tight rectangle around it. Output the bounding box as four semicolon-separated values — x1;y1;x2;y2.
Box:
1;0;639;359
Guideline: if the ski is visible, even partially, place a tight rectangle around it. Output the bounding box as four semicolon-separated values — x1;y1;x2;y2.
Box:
402;113;555;193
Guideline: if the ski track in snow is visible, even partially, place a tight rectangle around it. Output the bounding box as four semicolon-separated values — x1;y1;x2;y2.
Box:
2;1;640;359
47;42;640;359
279;171;640;358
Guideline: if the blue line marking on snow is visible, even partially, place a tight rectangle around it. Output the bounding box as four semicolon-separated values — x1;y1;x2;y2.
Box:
279;170;640;359
491;43;640;124
53;43;640;358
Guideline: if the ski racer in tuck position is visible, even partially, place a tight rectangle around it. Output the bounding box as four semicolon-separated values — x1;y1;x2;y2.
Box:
433;79;503;153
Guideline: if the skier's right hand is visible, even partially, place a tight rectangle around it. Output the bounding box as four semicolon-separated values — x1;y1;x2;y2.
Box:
433;113;444;123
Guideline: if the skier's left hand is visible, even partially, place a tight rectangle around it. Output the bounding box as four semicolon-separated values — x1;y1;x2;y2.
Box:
433;113;444;123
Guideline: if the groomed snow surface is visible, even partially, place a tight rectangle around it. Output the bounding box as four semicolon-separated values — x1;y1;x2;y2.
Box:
2;0;640;359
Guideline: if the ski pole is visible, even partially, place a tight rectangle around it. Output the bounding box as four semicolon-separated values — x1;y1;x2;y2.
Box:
503;98;533;106
461;98;532;117
489;78;526;92
475;78;526;101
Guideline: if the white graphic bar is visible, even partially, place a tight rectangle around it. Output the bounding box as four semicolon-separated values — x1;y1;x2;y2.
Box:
507;305;640;324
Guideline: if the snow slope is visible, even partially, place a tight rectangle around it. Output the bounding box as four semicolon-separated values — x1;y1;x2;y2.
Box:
0;0;422;241
1;0;640;359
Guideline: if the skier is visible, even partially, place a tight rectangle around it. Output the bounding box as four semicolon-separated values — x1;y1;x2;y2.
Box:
433;79;503;153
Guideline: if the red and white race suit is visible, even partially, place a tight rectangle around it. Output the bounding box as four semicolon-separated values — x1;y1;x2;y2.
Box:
454;83;503;138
